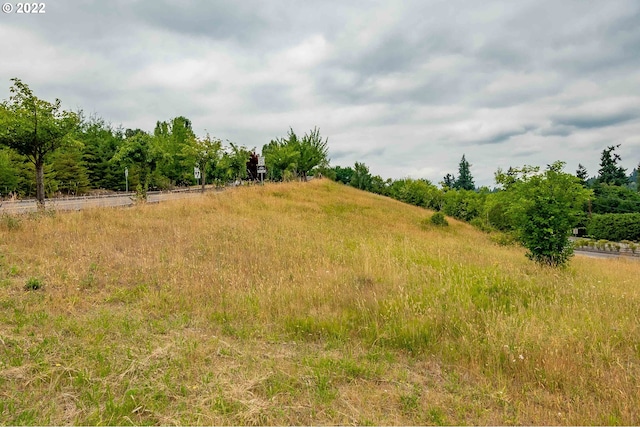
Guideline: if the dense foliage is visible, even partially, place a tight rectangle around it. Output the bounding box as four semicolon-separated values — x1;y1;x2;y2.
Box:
0;78;79;205
495;162;592;266
586;213;640;242
0;81;330;199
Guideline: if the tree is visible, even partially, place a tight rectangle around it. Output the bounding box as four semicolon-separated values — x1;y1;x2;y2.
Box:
497;161;592;266
576;163;589;187
112;130;164;199
454;154;475;190
632;163;639;192
0;78;79;206
442;173;456;189
262;127;329;182
0;148;23;196
50;145;91;195
182;133;222;191
350;162;372;191
153;116;197;187
296;127;329;181
332;166;354;185
78;115;126;191
591;183;640;214
597;144;628;187
221;142;251;182
442;189;484;221
262;138;299;181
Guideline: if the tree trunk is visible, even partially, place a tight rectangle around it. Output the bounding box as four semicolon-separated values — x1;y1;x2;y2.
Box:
35;158;45;208
201;167;206;193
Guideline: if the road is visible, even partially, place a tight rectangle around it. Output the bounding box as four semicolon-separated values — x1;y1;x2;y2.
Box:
0;188;218;214
574;249;639;260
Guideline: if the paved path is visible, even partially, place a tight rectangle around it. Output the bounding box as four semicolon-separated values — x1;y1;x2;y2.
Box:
0;188;218;214
574;249;639;260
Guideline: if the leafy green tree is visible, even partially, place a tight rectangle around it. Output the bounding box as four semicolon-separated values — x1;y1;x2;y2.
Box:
220;142;251;182
350;162;372;191
262;137;299;181
442;189;484;221
454;155;475;190
591;183;640;214
153;116;197;187
388;178;443;210
0;78;79;206
262;127;329;181
182;133;222;191
112;130;164;199
296;127;329;181
370;175;391;195
483;192;514;231
0;148;23;196
313;164;337;180
597;144;628;186
332;166;354;185
497;161;592;266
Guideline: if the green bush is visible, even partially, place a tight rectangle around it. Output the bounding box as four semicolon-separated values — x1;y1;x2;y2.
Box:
24;277;43;291
586;213;640;242
442;189;484;222
573;238;590;248
490;232;519;246
470;217;493;233
430;212;448;226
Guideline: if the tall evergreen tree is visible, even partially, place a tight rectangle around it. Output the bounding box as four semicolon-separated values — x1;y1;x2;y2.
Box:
78;115;125;190
576;164;589;187
597;144;628;186
442;173;456;189
454;154;475;190
50;146;91;195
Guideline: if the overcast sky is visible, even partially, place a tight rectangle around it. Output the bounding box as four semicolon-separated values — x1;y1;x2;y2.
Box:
2;0;639;186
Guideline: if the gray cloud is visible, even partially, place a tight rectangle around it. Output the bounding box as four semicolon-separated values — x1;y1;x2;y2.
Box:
1;0;640;188
552;108;640;129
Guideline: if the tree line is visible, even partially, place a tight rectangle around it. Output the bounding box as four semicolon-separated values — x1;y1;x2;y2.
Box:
323;145;639;266
0;79;328;204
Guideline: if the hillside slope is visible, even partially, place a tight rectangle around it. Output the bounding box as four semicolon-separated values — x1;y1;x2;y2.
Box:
1;179;639;425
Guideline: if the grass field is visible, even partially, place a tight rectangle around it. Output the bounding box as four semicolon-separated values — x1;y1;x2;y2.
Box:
1;179;639;425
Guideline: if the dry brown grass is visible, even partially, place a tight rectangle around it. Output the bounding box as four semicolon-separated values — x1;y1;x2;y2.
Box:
0;179;639;425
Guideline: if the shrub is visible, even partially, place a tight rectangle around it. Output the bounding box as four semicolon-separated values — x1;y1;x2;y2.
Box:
586;213;640;242
496;162;591;267
430;212;448;226
442;189;484;222
490;232;518;246
573;238;589;248
470;217;493;233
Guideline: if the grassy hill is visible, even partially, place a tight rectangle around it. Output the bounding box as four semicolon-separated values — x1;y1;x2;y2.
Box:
1;179;639;425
